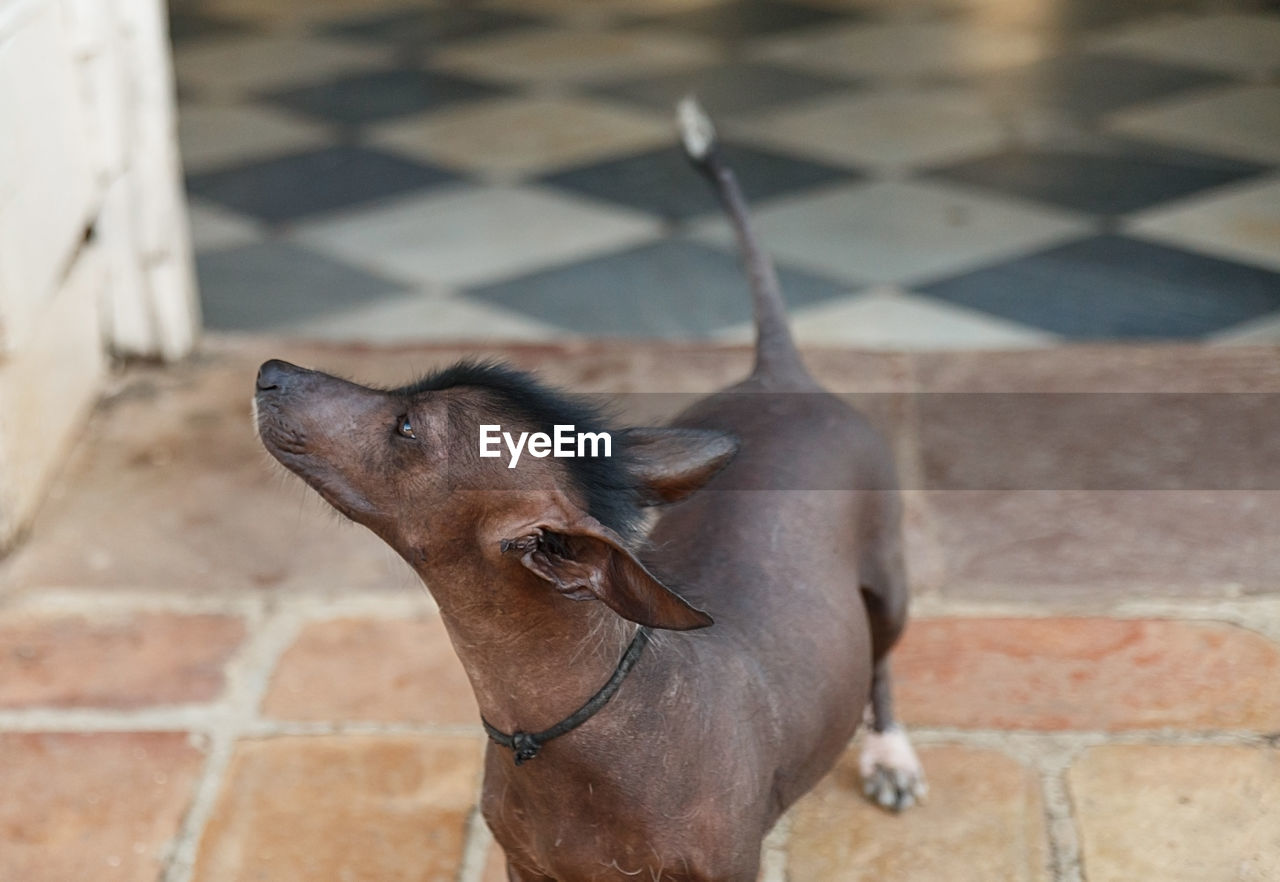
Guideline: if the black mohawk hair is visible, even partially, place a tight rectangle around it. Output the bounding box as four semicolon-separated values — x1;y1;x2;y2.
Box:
399;360;642;540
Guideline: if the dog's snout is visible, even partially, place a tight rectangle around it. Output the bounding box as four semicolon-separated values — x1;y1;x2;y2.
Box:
256;359;298;393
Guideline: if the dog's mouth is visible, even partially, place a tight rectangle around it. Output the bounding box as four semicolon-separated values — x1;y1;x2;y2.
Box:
257;411;309;458
254;396;378;523
255;393;318;463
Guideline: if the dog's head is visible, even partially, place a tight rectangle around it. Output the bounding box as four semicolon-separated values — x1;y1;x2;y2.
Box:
255;358;736;630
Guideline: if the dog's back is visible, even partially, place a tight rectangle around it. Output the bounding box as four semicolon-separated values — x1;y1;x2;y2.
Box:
636;99;916;819
656;392;896;803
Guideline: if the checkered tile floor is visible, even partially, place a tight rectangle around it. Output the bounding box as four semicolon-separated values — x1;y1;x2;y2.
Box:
174;0;1280;347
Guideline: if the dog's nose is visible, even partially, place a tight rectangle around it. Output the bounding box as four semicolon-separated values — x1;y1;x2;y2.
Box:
256;359;297;393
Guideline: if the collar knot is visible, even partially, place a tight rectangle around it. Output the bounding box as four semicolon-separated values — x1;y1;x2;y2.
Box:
482;627;652;767
510;732;541;765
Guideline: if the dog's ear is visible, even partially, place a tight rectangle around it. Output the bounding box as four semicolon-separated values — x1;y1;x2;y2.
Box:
505;516;713;631
619;427;739;505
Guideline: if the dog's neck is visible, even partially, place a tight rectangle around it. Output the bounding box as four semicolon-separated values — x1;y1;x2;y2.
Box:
424;558;639;735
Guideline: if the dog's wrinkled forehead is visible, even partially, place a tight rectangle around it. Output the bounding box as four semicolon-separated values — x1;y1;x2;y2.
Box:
403;360;642;540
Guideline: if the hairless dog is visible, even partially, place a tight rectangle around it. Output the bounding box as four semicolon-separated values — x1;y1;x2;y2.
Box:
254;98;925;882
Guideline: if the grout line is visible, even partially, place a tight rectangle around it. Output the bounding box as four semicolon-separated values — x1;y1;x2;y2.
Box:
908;594;1280;643
969;733;1089;882
0;591;261;617
1041;766;1085;882
760;813;792;882
457;807;495;882
896;729;1092;882
0;707;228;732
160;726;235;882
1108;596;1280;644
905;727;1277;749
0;709;484;737
458;736;495;882
0;587;439;619
7;587;1277;639
161;602;305;882
1;707;1273;747
237;720;484;737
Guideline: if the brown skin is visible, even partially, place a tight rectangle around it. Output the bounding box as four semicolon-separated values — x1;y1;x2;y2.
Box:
254;107;910;882
255;357;906;882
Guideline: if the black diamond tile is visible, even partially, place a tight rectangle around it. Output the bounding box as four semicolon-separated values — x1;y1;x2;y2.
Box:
263;69;508;125
636;0;858;39
466;239;851;338
186;146;461;223
540;143;860;222
197;242;412;331
927;137;1268;216
917;235;1280;340
321;6;543;49
168;9;251;44
589;62;857;116
968;53;1234;119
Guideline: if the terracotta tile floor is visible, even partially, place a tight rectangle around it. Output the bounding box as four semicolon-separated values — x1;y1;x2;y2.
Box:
1;338;1277;881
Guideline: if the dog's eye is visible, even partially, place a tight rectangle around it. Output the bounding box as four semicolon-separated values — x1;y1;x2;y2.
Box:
396;415;416;439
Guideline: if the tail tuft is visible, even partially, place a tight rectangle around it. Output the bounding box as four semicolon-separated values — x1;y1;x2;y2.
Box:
677;95;716;163
675;97;805;381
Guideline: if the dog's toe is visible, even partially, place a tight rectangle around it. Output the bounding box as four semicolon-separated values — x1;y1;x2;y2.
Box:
863;764;922;812
859;726;927;813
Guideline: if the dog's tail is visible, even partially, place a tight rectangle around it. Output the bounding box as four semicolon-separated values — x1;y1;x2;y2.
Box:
678;96;805;380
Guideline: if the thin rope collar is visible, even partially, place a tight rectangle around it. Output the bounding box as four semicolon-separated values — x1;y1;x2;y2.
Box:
482;626;652;766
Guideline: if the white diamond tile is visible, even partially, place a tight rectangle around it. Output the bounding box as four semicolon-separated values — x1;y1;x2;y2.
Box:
795;288;1058;348
716;287;1058;348
1127;174;1280;273
795;0;963;12
1089;13;1280;79
1209;311;1280;345
293;184;662;287
1106;84;1280;164
179;103;333;173
187;200;265;253
288;292;563;343
371;96;670;178
175;35;391;97
429;27;717;86
484;0;728;17
199;0;427;25
731;85;1009;172
750;20;1050;81
692;179;1090;285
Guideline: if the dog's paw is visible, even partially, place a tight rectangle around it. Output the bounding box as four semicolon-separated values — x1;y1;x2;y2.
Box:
859;726;927;812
